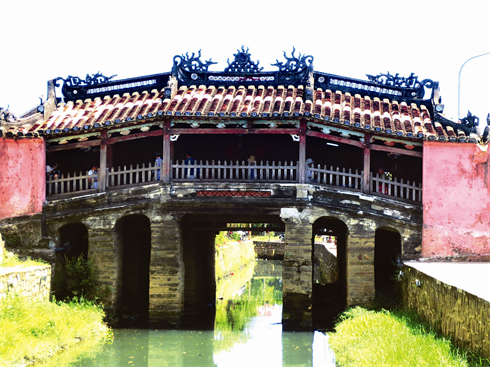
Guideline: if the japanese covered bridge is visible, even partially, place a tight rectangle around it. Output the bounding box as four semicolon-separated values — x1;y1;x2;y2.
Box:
0;47;485;330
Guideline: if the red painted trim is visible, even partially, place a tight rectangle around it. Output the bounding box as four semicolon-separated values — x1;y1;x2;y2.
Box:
169;128;301;135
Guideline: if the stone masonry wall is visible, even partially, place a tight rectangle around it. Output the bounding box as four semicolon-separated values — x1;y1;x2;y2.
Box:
401;265;490;358
281;211;313;331
148;214;184;328
0;265;51;301
253;240;285;259
313;243;338;284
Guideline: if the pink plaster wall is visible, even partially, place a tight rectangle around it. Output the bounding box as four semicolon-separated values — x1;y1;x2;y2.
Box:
423;142;490;258
0;138;45;220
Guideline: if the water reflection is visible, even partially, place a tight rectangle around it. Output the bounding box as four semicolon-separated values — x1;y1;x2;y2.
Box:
64;260;335;367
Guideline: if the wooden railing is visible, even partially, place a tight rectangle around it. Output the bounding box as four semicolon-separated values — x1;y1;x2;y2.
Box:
46;171;95;195
107;163;159;187
171;160;298;182
371;173;422;202
45;160;422;202
308;165;363;189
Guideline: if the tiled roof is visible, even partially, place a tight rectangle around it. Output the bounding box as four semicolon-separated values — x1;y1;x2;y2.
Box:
1;84;479;143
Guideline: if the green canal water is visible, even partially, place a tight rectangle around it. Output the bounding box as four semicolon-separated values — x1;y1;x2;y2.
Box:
66;260;336;367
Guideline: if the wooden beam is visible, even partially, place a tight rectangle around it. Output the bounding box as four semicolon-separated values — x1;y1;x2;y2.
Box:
47;139;101;152
106;129;163;144
169;128;301;135
370;144;423;158
363;133;371;193
306;130;365;148
99;130;107;192
162;118;171;183
299;119;307;184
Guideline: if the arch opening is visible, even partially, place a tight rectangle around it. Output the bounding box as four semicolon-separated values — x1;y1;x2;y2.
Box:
375;227;402;306
53;222;89;300
312;217;348;329
116;214;152;323
182;214;284;330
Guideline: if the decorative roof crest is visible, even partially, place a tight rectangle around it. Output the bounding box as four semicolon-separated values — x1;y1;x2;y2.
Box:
366;72;434;98
271;47;313;73
53;72;117;89
224;46;263;73
0;106;17;123
172;50;217;73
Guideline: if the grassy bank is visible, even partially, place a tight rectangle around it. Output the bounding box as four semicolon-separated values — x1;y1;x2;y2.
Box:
328;307;489;367
0;294;111;366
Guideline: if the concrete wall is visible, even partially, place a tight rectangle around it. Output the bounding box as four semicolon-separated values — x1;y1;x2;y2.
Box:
401;264;490;358
0;138;45;221
423;142;490;259
0;265;51;301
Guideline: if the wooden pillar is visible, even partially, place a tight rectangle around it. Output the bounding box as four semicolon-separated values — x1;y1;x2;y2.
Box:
298;119;307;184
363;132;371;193
162;118;171;183
99;129;107;192
107;144;113;169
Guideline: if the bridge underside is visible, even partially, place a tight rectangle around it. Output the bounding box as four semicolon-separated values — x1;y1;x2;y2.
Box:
0;182;422;330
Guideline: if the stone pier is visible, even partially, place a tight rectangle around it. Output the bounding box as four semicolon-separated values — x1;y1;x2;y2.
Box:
281;209;313;330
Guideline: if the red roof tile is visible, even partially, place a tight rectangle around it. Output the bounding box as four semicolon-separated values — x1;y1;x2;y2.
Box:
1;83;479;144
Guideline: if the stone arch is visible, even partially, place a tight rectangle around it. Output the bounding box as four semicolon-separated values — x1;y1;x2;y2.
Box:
312;216;348;328
115;214;152;323
375;226;401;302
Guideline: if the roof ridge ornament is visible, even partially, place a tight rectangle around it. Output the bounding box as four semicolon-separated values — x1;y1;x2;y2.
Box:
53;72;117;88
224;46;263;73
0;106;17;123
366;72;434;98
172;50;217;73
271;47;314;73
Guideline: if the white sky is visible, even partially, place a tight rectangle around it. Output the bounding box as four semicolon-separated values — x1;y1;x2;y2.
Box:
1;0;489;130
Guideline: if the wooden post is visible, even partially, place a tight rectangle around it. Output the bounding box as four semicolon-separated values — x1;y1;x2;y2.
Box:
162;118;171;183
363;132;371;193
298;119;307;184
99;129;108;192
107;144;113;169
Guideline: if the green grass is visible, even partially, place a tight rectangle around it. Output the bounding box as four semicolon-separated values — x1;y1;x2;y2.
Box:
0;250;46;267
0;294;112;366
328;307;489;367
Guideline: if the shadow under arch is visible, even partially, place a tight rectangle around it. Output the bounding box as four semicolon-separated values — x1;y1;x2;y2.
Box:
53;222;89;300
57;222;89;263
115;214;152;324
375;227;401;305
312;216;348;329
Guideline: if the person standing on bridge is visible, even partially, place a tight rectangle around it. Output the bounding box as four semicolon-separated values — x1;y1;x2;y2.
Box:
88;166;98;189
154;152;163;180
247;155;256;179
184;151;198;179
306;158;316;182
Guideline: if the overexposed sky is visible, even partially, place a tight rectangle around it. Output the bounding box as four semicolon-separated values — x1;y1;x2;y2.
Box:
1;0;489;129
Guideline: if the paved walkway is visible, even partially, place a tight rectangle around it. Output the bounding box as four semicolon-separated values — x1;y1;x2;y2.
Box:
405;261;490;302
